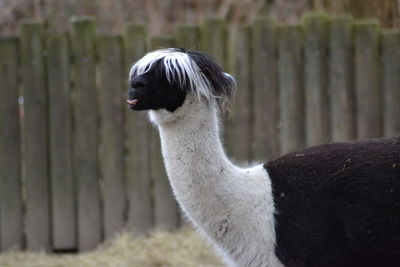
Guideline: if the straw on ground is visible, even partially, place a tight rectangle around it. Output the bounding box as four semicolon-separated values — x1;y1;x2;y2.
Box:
0;227;223;267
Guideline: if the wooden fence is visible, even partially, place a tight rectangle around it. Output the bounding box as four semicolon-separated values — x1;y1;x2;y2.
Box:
0;13;399;253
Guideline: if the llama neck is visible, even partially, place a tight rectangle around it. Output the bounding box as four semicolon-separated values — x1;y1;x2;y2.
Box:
154;104;283;267
156;105;236;217
158;106;234;181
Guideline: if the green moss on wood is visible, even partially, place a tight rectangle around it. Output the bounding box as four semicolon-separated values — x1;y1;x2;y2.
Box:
150;36;175;50
175;25;200;49
302;12;329;23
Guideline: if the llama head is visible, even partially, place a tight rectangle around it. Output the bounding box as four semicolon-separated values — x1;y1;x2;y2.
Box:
127;48;236;116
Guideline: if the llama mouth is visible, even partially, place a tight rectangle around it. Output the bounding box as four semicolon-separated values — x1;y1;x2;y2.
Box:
127;99;139;105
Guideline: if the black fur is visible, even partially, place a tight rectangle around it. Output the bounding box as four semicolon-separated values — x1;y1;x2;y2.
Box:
186;50;235;110
128;48;235;112
128;59;187;112
265;137;400;267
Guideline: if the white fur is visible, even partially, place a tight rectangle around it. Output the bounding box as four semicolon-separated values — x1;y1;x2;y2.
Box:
149;94;284;267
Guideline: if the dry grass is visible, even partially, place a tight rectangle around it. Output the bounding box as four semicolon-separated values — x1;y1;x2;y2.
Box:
0;227;224;267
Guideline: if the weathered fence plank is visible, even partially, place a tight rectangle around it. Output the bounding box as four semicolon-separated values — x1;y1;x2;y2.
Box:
46;33;76;250
303;13;331;146
251;16;280;160
176;25;201;49
149;37;180;230
381;29;400;136
354;20;383;139
228;25;253;162
20;21;51;251
278;25;305;154
201;18;231;158
97;36;126;240
0;38;23;251
329;16;356;141
201;18;228;69
123;24;154;234
70;17;101;251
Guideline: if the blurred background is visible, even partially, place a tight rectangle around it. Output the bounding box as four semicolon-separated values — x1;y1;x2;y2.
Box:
0;0;400;266
1;0;399;35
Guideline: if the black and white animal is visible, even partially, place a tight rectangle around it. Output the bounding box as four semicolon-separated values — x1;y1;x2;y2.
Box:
127;48;400;267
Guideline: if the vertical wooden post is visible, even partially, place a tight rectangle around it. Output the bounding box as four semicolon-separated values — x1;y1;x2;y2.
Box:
149;37;180;230
0;37;23;251
175;25;201;49
251;16;280;160
354;20;383;139
123;24;154;234
228;25;253;162
97;35;126;240
278;25;305;154
381;29;400;136
20;20;51;251
42;0;69;32
46;33;76;250
70;17;101;251
329;16;356;141
201;18;228;70
303;13;331;146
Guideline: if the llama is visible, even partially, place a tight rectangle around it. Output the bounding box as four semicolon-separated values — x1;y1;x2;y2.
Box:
127;48;400;267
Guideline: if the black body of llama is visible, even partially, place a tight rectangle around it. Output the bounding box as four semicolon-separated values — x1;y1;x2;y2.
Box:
127;48;400;267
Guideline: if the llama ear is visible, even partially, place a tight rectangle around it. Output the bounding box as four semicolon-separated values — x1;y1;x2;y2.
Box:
217;72;236;112
223;72;236;91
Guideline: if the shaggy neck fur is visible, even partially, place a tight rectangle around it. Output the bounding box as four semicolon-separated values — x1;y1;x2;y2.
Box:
149;95;283;267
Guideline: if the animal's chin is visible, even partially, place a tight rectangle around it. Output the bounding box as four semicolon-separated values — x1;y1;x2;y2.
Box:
127;99;140;110
127;98;157;111
128;104;146;111
128;104;145;111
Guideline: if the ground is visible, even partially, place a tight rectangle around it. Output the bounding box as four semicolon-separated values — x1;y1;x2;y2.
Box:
0;227;223;267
